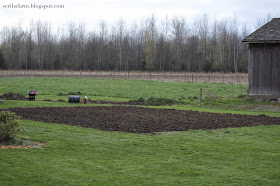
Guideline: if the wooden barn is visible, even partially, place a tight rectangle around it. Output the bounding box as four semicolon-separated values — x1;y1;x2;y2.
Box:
242;18;280;99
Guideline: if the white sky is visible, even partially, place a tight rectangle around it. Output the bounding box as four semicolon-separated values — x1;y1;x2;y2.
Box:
0;0;279;32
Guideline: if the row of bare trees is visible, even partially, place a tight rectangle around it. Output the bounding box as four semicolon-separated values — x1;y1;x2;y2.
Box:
0;15;271;72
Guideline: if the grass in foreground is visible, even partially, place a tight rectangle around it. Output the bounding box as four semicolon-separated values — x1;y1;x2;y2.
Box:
0;120;279;185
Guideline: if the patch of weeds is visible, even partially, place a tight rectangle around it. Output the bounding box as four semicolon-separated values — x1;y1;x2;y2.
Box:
129;97;145;104
0;137;24;146
58;93;66;96
237;94;247;99
58;91;82;96
137;97;145;102
68;91;82;95
187;96;198;101
145;97;180;106
178;96;186;100
136;97;145;103
206;92;220;100
244;97;254;103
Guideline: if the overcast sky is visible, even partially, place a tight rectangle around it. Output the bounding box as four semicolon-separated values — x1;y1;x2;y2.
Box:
0;0;279;32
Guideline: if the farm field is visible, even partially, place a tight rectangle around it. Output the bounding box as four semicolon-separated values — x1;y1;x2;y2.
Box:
0;76;280;185
0;70;248;84
0;76;279;113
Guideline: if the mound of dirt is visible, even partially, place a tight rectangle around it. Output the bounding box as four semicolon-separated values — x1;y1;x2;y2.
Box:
7;106;280;133
0;92;26;100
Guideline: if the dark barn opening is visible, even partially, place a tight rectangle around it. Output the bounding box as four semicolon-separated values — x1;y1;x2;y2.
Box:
243;18;280;100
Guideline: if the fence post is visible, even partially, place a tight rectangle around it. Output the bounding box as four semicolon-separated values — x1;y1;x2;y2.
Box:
200;88;203;103
192;74;194;83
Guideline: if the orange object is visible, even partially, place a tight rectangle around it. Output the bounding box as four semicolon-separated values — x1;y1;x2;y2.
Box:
82;98;87;104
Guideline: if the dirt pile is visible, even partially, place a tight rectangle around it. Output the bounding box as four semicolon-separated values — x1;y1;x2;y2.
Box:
7;106;280;133
0;92;26;100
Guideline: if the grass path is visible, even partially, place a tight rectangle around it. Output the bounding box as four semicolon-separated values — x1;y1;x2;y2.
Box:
1;120;279;185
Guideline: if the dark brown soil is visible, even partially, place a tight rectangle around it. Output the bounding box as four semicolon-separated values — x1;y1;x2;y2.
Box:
7;106;280;133
0;92;26;100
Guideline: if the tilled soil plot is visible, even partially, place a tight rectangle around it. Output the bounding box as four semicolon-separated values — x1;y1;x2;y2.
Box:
7;106;280;133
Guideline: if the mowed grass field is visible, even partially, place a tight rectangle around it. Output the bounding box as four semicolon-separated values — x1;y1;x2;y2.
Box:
0;77;280;185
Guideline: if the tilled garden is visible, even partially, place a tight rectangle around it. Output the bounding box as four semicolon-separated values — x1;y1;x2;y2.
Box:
7;106;280;133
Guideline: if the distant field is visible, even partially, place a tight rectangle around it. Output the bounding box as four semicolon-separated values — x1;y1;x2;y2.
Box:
1;77;279;115
0;77;247;107
0;70;248;84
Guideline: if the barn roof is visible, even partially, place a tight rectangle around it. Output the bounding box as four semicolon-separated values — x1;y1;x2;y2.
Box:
242;18;280;43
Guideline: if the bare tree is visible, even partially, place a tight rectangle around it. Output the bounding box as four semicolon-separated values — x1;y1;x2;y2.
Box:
217;19;228;72
144;15;157;71
198;14;209;71
97;20;108;70
116;19;125;70
171;17;187;70
255;13;272;29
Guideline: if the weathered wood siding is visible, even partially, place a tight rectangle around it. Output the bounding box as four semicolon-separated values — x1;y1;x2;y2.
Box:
248;43;280;98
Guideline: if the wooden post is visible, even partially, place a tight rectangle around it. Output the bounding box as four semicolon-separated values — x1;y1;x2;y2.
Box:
200;88;203;103
192;74;194;83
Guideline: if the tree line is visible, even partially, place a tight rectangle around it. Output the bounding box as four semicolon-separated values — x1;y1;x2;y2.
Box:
0;14;271;72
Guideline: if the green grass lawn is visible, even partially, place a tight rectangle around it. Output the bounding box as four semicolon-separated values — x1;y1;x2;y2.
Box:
0;120;279;185
0;77;280;185
0;77;279;116
0;77;248;103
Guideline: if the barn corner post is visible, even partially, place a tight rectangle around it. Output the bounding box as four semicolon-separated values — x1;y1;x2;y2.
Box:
242;18;280;100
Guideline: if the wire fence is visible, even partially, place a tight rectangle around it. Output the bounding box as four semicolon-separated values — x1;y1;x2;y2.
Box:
0;70;248;84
